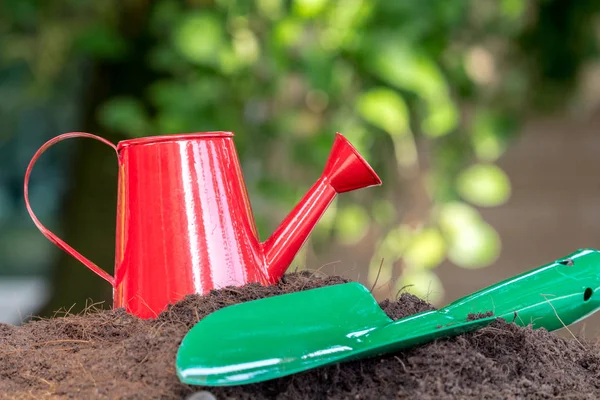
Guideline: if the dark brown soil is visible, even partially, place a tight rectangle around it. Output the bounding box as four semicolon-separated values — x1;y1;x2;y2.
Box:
1;271;600;399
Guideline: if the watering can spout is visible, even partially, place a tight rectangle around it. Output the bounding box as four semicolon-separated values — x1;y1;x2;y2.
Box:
263;132;382;282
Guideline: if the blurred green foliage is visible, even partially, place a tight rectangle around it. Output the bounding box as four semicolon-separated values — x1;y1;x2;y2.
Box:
1;0;599;304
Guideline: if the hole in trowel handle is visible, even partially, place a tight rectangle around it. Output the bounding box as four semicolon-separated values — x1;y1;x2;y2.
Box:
559;258;574;266
584;288;593;302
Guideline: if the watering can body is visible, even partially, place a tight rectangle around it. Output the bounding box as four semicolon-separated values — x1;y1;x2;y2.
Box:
25;132;381;319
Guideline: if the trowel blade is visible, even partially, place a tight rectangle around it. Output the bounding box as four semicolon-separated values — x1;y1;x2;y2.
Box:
175;282;495;386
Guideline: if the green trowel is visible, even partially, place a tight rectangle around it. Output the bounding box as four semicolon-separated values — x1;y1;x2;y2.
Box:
176;248;600;386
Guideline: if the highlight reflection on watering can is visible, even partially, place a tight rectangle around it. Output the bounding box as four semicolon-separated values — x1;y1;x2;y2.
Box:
24;131;382;319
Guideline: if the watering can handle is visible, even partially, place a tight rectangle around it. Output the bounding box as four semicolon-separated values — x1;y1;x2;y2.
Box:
24;132;118;287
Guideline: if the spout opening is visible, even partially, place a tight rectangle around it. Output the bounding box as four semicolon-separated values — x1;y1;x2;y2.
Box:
336;133;382;186
324;133;382;193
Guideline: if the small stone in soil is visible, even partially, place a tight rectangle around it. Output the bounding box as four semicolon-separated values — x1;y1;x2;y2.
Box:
185;391;217;400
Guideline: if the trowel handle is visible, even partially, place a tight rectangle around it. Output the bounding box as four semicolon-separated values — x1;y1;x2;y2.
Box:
24;132;118;286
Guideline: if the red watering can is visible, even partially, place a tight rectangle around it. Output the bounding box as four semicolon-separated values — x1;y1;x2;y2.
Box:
24;131;381;319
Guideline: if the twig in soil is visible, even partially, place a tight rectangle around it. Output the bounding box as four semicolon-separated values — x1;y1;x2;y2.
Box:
299;260;341;290
541;294;586;350
422;280;440;305
393;355;427;373
138;351;151;365
34;339;92;346
577;321;588;339
36;377;55;390
82;299;108;315
375;278;391;291
222;287;244;295
149;321;171;338
136;295;159;319
317;260;342;270
370;258;384;294
393;356;409;373
52;302;77;319
22;373;58;394
473;326;514;339
395;284;414;299
78;359;97;387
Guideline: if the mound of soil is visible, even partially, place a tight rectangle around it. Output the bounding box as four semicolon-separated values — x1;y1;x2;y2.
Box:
1;272;600;399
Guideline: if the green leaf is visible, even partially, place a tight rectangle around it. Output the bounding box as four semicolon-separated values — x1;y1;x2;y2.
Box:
293;0;328;18
257;0;284;19
378;225;412;257
173;12;225;66
73;24;128;60
447;220;500;269
232;29;260;65
437;201;482;238
421;99;459;137
470;110;516;162
326;0;372;29
501;0;526;19
369;42;448;101
438;201;501;269
274;18;304;47
149;0;183;33
334;204;371;245
456;164;511;207
149;79;225;112
403;228;447;270
97;97;150;137
391;134;418;169
472;130;505;162
356;88;409;135
155;110;193;134
147;45;186;72
372;199;396;226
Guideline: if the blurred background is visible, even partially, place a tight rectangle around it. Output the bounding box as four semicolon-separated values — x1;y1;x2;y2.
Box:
2;0;600;338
